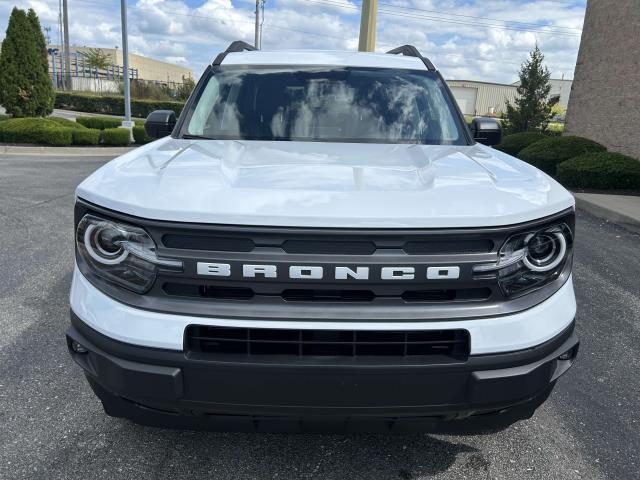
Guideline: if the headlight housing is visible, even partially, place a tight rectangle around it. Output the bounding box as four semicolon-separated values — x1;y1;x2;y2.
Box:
76;214;182;293
474;220;573;298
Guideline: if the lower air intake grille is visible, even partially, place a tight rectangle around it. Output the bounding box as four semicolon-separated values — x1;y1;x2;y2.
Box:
186;326;470;361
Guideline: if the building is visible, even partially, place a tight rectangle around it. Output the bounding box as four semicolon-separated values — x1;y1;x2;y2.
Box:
547;79;574;111
46;44;192;87
447;80;518;116
447;78;573;117
565;0;640;158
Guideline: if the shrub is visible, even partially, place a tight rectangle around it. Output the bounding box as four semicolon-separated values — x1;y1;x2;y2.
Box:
494;132;546;156
72;128;101;145
40;127;73;146
76;116;123;130
0;114;11;122
133;125;152;145
0;117;72;145
55;92;184;118
100;127;131;146
48;117;86;130
518;136;607;175
556;152;640;190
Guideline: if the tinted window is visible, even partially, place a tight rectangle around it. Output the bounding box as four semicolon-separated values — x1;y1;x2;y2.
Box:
186;66;466;145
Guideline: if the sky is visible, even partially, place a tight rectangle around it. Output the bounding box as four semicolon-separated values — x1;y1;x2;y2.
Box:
0;0;587;84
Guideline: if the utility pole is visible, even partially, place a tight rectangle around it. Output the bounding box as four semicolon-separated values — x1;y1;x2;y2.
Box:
62;0;71;90
358;0;378;52
254;0;263;49
120;0;133;133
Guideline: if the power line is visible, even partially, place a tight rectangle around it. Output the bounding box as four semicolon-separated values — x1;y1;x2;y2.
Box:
376;1;582;33
300;0;582;37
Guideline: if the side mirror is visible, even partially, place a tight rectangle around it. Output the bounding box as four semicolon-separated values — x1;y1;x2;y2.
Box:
144;110;177;139
470;117;502;146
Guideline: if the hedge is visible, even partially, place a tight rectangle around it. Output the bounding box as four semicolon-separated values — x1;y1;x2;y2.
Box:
518;136;607;175
72;128;101;145
76;116;123;130
556;152;640;190
133;125;152;145
55;92;184;118
494;132;546;156
100;127;131;146
0;118;73;145
48;116;86;130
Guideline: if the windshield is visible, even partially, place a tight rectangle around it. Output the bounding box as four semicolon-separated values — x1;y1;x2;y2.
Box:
184;66;467;145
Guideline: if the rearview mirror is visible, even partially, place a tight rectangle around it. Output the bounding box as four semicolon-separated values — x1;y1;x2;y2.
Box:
144;110;177;139
470;117;502;146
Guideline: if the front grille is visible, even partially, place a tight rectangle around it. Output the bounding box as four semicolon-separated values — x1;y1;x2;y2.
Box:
160;231;494;255
162;282;492;303
76;199;575;322
186;326;470;361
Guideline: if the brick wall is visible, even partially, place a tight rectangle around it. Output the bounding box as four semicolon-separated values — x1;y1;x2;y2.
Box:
565;0;640;159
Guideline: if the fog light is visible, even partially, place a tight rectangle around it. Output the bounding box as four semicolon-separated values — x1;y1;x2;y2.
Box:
71;340;88;354
558;348;575;361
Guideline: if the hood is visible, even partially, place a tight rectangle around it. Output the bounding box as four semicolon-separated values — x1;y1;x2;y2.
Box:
76;137;574;228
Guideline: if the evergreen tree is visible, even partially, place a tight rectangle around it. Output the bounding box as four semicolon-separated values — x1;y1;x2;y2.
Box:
0;8;55;117
502;45;552;134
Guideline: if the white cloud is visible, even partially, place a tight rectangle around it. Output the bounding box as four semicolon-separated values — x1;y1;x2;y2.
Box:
0;0;586;83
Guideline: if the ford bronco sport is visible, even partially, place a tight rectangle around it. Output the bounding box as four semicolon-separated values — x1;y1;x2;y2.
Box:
66;42;579;433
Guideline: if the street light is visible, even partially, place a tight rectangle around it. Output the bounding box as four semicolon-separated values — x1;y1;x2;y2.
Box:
120;0;133;133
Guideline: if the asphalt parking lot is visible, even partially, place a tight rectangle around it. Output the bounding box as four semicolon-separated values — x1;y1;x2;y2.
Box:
0;154;638;480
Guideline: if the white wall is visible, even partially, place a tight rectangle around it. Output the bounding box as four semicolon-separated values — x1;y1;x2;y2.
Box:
70;77;120;93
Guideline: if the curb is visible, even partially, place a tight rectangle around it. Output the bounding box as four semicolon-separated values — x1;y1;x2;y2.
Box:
0;145;136;156
574;193;640;234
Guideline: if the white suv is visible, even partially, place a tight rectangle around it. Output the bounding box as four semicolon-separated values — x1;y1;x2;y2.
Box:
66;42;578;433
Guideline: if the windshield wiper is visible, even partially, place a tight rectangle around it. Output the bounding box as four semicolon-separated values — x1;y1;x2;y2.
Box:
182;134;215;140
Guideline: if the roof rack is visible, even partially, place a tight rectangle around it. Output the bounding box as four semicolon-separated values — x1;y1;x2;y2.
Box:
212;40;257;66
386;45;436;71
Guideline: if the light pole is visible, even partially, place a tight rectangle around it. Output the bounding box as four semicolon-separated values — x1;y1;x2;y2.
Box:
62;0;71;89
358;0;378;52
120;0;133;133
254;0;264;49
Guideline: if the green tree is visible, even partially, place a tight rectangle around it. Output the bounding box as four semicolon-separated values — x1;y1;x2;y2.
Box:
175;75;196;101
79;47;112;72
79;48;113;93
0;8;55;117
502;45;552;134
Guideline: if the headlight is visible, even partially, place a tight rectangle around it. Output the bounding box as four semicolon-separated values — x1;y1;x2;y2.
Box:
474;221;573;298
76;214;182;293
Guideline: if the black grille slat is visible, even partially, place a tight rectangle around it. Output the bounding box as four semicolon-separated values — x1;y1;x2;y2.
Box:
163;234;255;252
402;288;491;302
282;289;376;302
188;336;468;345
164;282;491;304
282;240;376;255
186;326;470;361
404;239;494;254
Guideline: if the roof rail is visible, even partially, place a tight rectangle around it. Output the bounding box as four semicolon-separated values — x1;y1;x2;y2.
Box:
386;45;436;71
212;40;257;66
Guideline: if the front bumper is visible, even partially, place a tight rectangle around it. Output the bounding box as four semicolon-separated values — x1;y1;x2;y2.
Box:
67;311;578;433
